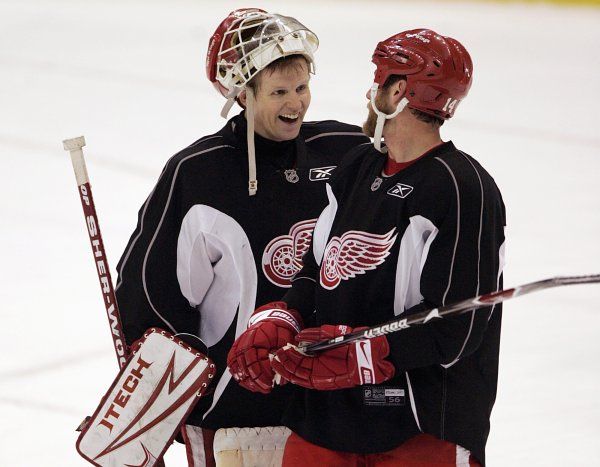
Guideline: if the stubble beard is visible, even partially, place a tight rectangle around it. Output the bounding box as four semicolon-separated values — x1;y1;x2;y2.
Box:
362;95;395;137
362;106;378;137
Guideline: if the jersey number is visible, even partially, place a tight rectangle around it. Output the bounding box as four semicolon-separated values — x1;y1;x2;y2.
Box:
442;98;459;114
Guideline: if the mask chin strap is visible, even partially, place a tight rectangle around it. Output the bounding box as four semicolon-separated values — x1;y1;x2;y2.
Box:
220;86;258;196
245;87;258;196
220;87;241;119
370;83;409;153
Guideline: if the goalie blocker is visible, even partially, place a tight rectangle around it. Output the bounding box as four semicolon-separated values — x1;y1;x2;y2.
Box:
76;328;215;467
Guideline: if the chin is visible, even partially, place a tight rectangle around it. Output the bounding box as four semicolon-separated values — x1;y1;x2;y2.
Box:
274;122;302;141
362;109;376;137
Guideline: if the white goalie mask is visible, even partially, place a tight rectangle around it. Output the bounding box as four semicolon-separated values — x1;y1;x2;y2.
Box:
207;9;319;195
208;9;318;109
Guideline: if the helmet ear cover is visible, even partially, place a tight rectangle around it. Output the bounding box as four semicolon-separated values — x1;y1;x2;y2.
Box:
371;29;473;120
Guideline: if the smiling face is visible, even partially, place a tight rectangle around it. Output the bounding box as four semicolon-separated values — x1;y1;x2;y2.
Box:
241;57;311;142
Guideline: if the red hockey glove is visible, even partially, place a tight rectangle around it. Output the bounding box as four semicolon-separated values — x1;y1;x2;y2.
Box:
272;324;395;391
227;302;303;394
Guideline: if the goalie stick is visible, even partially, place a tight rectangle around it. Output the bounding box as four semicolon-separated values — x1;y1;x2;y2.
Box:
301;274;600;354
64;137;216;466
63;136;128;369
64;136;133;436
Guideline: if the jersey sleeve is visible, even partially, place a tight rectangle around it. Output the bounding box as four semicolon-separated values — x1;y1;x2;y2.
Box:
115;154;201;345
115;143;243;348
386;157;506;370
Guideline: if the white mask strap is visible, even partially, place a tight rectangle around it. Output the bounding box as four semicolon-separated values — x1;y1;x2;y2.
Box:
370;83;409;153
220;87;241;119
246;87;257;196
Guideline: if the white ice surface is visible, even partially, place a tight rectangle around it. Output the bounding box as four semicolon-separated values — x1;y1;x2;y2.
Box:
1;1;599;465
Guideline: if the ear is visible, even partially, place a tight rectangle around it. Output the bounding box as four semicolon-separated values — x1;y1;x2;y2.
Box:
389;79;407;107
238;90;247;108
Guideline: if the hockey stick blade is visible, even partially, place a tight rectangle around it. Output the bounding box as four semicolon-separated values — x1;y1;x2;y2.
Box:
301;274;600;354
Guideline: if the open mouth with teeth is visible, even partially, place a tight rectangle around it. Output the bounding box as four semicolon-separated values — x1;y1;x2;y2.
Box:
279;113;300;124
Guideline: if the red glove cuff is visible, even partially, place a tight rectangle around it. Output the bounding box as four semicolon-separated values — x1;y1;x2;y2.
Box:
248;301;304;334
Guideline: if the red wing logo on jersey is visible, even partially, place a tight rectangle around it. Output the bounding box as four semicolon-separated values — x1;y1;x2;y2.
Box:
320;228;397;290
262;219;318;288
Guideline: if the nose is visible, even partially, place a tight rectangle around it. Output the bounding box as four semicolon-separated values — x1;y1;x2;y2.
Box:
365;88;371;100
286;94;303;112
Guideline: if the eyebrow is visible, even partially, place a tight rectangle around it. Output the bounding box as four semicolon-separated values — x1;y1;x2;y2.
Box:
270;79;310;89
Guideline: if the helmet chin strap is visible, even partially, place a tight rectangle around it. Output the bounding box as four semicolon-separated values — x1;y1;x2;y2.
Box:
220;85;258;196
246;87;258;196
370;83;409;153
221;87;241;119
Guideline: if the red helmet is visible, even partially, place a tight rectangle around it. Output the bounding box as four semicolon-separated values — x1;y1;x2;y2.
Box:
206;8;318;98
372;29;473;119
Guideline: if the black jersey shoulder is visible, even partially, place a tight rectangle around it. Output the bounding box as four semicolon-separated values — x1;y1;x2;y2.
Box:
338;141;380;172
160;123;240;178
300;120;370;158
326;140;378;190
429;145;502;203
418;144;506;226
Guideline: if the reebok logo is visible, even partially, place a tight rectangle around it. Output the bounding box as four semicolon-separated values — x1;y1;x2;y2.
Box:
387;183;413;199
309;166;336;181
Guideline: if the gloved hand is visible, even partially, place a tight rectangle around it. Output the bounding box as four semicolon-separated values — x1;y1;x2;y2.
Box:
227;302;303;394
272;324;395;390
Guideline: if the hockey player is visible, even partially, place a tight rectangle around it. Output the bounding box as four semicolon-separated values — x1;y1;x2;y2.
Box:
228;29;506;466
114;8;369;466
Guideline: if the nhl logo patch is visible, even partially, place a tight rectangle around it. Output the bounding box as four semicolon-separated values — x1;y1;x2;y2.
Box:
371;177;383;191
284;169;299;183
387;183;413;199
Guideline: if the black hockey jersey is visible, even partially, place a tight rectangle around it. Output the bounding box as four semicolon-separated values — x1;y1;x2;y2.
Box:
115;112;369;429
283;141;506;465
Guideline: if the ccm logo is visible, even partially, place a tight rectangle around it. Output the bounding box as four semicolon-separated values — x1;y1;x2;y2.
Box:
97;356;152;432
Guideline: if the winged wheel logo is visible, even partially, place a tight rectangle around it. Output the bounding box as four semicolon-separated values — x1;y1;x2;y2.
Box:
320;228;397;290
262;219;317;287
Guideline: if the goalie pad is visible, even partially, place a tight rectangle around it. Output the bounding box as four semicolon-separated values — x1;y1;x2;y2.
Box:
76;328;215;466
214;426;291;467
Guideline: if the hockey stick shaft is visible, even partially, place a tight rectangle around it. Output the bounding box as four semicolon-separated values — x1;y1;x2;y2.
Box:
302;274;600;354
63;137;128;369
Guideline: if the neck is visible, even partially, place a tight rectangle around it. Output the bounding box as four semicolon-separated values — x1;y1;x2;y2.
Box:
383;116;442;163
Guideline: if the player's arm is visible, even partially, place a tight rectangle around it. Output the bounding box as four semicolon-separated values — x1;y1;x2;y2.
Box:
115;155;207;347
386;164;506;370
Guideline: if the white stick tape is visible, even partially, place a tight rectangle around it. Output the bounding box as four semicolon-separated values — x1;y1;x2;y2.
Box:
63;136;89;186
